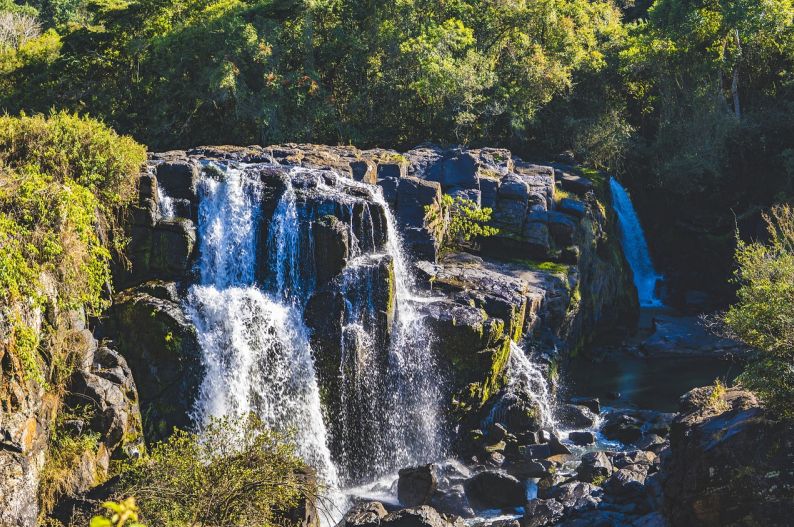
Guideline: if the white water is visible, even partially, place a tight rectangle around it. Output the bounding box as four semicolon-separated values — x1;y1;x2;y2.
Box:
186;166;338;484
156;183;175;219
610;178;664;307
186;164;447;520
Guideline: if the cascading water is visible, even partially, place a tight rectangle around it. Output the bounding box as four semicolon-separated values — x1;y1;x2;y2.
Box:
185;162;447;516
483;342;557;433
156;183;175;219
610;178;664;307
185;166;338;484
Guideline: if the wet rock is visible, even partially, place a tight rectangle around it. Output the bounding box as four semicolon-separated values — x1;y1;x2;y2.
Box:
505;459;553;479
123;217;197;287
548;433;572;456
559;404;597;429
523;499;564;527
463;470;526;510
611;450;657;470
569;397;600;414
602;412;644;444
631;512;667;527
381;506;451;527
156;160;199;200
575;451;613;483
568;431;595;446
520;443;551;460
337;502;388;527
313;215;350;285
398;464;439;507
430;485;474;518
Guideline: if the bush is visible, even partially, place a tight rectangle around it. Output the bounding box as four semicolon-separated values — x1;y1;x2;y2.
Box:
118;415;311;527
0;112;145;389
723;204;794;419
432;195;499;254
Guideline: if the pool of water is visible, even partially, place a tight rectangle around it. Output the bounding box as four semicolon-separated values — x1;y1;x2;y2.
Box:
565;354;742;413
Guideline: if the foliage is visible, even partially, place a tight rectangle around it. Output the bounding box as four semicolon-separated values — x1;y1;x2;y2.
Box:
707;378;729;413
723;204;794;419
39;404;102;515
0;112;145;389
118;415;309;526
90;498;145;527
432;194;498;254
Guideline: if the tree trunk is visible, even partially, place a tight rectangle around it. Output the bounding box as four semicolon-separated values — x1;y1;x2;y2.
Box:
731;29;742;119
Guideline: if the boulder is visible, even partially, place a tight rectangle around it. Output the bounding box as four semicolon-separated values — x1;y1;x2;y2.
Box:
463;470;526;510
559;404;596;429
430;485;474;517
337;502;388;527
663;386;794;527
575;451;613;483
156;160;199;201
505;459;553;479
602;412;644;444
545;482;603;514
567;432;595;446
603;465;648;498
546;212;577;246
381;506;450;527
398;464;439;507
557;198;586;219
555;171;593;195
569;397;600;414
498;175;530;202
396;176;442;228
523;499;564;527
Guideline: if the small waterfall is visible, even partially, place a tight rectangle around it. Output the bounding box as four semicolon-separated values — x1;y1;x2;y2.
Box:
610;178;664;307
186;166;339;484
156;183;175;219
483;342;557;432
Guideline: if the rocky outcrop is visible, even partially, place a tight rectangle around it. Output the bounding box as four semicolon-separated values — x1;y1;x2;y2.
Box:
98;284;201;442
663;386;794;527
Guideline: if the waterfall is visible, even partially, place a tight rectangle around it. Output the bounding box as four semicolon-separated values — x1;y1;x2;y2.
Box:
483;342;557;433
610;178;664;307
185;163;446;509
186;166;339;484
156;183;175;219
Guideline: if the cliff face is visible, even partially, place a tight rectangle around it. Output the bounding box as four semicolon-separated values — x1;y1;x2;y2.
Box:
662;387;794;527
2;142;637;525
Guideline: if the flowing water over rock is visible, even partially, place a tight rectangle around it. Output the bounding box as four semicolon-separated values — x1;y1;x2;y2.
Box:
185;162;448;515
609;178;663;307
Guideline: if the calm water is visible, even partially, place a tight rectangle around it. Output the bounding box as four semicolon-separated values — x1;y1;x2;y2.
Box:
566;355;742;413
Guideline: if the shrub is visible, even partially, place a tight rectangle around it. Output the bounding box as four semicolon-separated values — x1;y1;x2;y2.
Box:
0;112;145;390
431;195;499;254
118;415;311;527
723;204;794;419
90;498;145;527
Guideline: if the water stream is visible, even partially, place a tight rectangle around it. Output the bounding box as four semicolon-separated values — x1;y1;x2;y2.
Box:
610;178;664;307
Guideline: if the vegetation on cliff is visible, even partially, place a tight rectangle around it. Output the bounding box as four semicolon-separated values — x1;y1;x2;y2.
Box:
723;204;794;419
0;111;145;388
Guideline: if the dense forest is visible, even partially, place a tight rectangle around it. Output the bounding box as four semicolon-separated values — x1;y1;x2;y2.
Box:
2;0;792;295
1;1;793;526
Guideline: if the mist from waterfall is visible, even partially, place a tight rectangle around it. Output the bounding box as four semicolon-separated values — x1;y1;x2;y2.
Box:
610;178;664;307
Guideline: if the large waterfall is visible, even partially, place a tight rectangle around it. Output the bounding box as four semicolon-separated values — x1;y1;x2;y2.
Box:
610;178;664;307
185;162;446;508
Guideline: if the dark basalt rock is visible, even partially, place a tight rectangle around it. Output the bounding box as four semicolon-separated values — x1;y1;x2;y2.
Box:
463;470;526;510
398;464;439;507
567;431;595;446
523;498;564;527
663;386;794;527
156;160;199;201
576;451;613;483
98;287;202;442
430;485;474;518
381;506;451;527
559;404;597;429
337;502;388;527
601;412;644;444
313;215;350;285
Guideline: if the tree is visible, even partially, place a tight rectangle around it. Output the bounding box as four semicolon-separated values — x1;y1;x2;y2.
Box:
723;204;794;419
